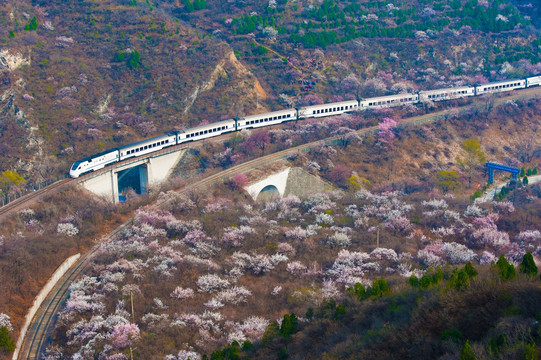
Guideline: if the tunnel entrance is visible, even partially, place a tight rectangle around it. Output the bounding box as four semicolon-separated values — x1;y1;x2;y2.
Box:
256;185;280;202
117;164;148;200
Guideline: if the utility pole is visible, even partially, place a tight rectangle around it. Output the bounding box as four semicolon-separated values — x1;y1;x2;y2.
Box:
376;228;380;248
130;291;135;360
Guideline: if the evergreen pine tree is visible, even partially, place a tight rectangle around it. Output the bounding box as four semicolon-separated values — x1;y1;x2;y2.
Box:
496;255;517;281
0;326;15;353
519;252;538;277
460;340;477;360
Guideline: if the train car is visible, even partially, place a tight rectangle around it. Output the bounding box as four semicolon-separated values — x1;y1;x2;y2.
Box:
239;108;297;129
299;99;359;119
177;119;236;144
419;86;475;102
69;149;119;178
118;132;177;161
360;93;418;109
475;79;526;95
526;75;541;87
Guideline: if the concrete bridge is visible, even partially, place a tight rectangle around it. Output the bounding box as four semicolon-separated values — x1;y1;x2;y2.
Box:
78;148;187;203
244;167;331;201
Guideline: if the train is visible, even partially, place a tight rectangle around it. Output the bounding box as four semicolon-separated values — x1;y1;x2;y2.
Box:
69;74;541;178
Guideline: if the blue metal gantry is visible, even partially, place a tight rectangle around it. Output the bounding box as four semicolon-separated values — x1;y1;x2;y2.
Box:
486;162;520;185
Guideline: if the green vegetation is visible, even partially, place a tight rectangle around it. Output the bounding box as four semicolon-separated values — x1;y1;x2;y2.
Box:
0;327;15;353
519;252;538;278
113;50;141;70
184;0;206;13
456;139;486;189
226;260;541;359
349;278;390;300
460;340;477;360
495;255;516;281
0;170;26;195
435;170;460;193
226;0;536;51
24;16;38;31
448;262;478;290
409;267;444;289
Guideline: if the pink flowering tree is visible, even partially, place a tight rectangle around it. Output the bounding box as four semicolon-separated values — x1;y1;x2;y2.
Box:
376;118;397;148
232;173;249;189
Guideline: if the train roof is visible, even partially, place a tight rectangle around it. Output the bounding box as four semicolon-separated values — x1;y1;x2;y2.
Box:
478;78;524;86
75;148;119;163
117;131;178;150
420;86;475;94
363;92;417;101
182;119;235;133
242;108;296;121
302;99;358;110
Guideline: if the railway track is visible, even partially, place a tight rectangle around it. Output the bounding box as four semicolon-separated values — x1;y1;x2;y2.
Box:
14;86;541;359
0;179;73;219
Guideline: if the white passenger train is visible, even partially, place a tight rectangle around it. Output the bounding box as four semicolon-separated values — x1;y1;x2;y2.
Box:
70;75;541;177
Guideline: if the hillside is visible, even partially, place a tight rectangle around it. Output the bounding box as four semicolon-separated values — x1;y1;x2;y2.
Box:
0;0;540;195
0;0;540;358
0;95;538;359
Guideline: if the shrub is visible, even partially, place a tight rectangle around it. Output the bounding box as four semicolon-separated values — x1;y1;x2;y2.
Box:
495;255;517;281
327;164;352;187
449;262;478;290
441;328;464;344
523;343;538;360
350;278;390;299
460;340;477;360
519;252;538;278
408;275;419;287
262;322;280;345
0;326;15;353
448;268;471;290
280;313;298;339
435;170;460;193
